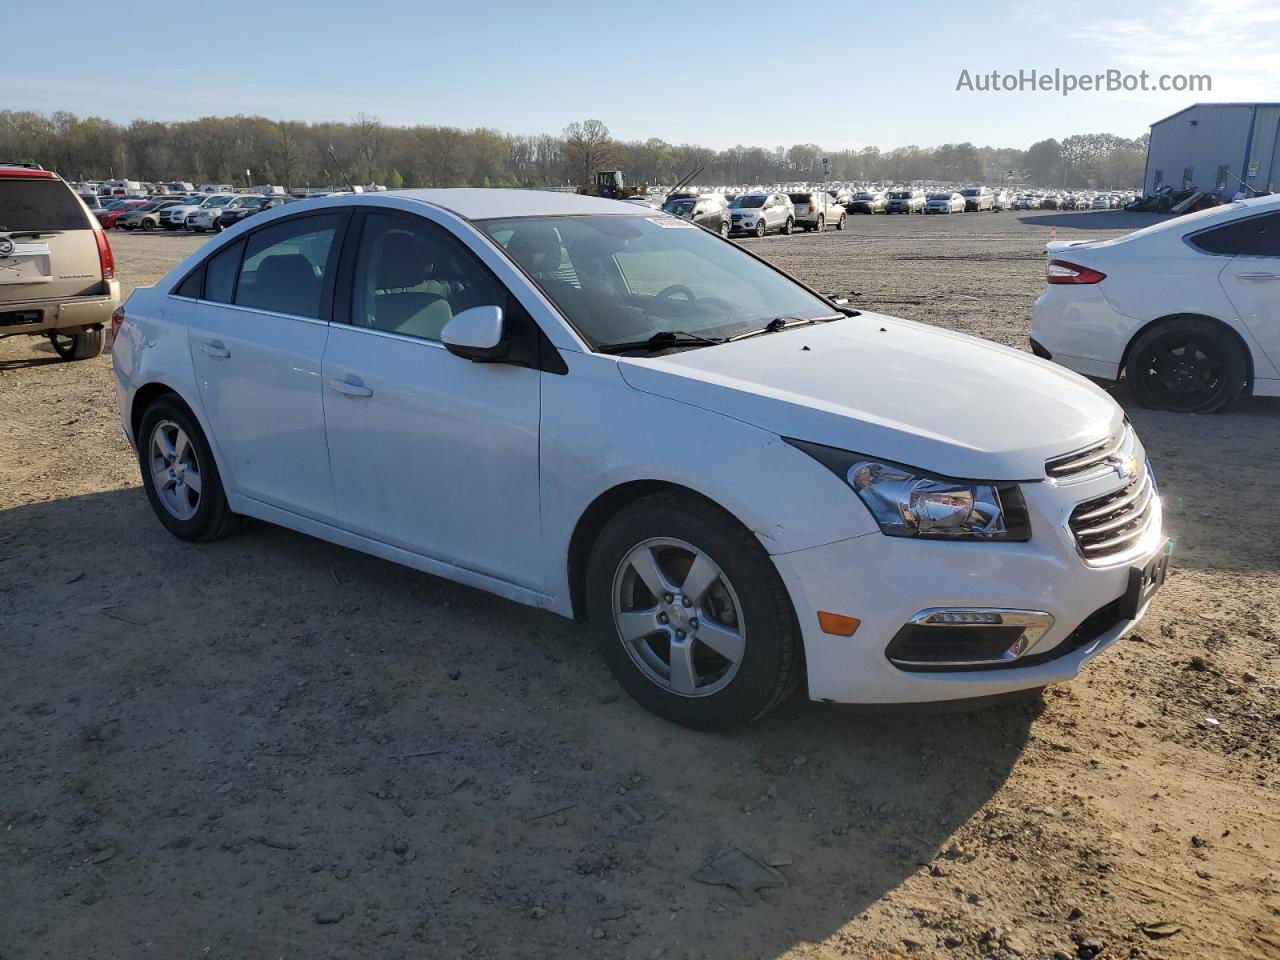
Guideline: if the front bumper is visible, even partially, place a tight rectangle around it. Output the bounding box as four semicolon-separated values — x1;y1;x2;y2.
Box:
0;284;121;336
770;472;1165;703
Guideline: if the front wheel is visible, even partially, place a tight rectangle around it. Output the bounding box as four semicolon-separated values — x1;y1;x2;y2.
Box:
142;219;156;231
754;220;766;238
49;328;104;361
835;214;846;230
1125;317;1248;413
585;492;802;730
816;215;825;232
719;220;730;238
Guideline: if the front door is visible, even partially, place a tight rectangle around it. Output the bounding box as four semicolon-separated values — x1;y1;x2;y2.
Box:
322;210;543;589
1215;211;1280;371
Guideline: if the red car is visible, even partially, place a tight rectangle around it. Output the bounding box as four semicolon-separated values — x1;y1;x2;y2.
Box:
95;199;149;229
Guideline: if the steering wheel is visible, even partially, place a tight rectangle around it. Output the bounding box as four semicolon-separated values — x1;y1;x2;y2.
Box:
655;284;696;301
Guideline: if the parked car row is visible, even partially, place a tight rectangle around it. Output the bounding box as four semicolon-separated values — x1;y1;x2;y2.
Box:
853;186;1015;214
1014;191;1139;211
659;190;849;238
91;191;301;233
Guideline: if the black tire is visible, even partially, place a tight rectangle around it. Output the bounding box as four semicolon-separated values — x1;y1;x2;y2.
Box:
213;221;225;233
49;328;104;361
719;220;730;238
142;219;156;231
136;395;241;542
816;215;825;232
835;214;845;230
1125;317;1249;413
754;220;766;238
585;491;802;730
781;217;794;236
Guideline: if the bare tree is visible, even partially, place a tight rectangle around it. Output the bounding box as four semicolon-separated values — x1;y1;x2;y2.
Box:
562;118;613;185
352;112;383;183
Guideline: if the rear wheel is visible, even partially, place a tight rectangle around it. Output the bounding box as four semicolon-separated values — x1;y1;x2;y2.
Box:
585;492;802;730
1125;317;1249;413
781;217;794;235
137;396;240;542
49;328;104;361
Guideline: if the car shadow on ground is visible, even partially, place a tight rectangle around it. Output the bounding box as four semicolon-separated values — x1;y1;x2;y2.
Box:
1017;211;1169;232
0;488;1036;958
0;337;64;370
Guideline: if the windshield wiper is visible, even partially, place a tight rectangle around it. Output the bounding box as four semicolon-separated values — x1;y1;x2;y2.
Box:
728;314;842;341
597;330;728;355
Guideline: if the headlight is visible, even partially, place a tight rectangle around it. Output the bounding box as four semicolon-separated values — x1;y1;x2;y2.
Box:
786;439;1031;541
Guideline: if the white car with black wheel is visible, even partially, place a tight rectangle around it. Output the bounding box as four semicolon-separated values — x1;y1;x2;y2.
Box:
1031;193;1280;412
112;189;1167;730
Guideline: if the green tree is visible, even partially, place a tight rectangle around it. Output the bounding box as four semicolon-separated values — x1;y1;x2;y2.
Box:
385;168;404;189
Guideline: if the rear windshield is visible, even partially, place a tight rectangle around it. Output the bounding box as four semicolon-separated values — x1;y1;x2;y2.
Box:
0;179;93;231
888;191;910;199
961;188;980;196
788;193;812;203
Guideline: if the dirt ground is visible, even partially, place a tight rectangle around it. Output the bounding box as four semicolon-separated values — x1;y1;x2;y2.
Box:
1;211;1276;960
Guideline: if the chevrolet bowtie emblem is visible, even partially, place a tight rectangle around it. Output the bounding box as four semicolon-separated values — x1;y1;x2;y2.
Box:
1108;454;1139;481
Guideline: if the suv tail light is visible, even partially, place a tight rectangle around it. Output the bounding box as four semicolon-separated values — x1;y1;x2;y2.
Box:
110;305;125;340
1046;259;1105;284
95;228;116;281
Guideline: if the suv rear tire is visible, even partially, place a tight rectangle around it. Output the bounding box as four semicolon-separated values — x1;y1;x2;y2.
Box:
49;328;104;361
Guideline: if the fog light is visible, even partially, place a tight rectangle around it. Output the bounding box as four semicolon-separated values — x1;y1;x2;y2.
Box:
886;608;1055;671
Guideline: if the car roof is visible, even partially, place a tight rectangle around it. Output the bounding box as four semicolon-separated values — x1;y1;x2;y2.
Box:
378;188;644;220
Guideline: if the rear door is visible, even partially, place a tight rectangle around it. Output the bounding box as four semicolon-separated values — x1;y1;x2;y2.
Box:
184;210;348;521
1208;211;1280;370
0;173;101;305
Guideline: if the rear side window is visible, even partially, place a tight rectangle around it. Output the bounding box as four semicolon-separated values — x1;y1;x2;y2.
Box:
0;179;92;231
235;214;341;318
205;239;245;303
1190;212;1280;257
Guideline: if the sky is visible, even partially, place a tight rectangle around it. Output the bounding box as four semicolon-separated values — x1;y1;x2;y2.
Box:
12;0;1280;150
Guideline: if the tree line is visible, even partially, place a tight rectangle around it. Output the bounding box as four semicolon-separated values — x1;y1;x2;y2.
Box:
0;111;1149;190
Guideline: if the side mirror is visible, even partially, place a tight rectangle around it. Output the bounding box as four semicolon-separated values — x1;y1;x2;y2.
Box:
442;305;509;362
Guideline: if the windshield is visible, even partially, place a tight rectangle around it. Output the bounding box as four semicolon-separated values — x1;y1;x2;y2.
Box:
730;195;765;208
480;215;837;349
961;188;980;197
854;192;875;200
203;195;235;207
888;191;910;200
928;193;951;200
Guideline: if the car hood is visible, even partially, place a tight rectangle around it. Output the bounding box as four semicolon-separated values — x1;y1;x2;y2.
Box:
615;313;1122;481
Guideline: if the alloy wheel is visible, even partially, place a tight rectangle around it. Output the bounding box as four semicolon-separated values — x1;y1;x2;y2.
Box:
149;419;203;520
1136;336;1228;411
611;537;746;698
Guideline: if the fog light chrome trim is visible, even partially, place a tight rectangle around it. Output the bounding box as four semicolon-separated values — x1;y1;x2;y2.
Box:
887;608;1055;668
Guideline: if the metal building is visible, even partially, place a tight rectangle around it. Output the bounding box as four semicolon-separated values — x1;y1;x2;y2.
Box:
1143;102;1280;196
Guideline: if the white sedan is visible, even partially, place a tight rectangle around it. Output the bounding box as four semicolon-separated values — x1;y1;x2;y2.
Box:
1031;193;1280;412
112;189;1166;729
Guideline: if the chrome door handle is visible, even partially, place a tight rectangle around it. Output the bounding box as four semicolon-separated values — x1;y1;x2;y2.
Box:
200;340;230;359
328;377;373;398
1236;272;1278;281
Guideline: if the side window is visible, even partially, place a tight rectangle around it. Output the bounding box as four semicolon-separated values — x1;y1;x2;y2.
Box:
1190;213;1280;257
234;214;341;318
174;262;205;299
204;239;244;303
351;212;508;342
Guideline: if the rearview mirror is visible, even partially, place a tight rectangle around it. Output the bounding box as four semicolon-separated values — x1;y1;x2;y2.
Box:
442;305;509;362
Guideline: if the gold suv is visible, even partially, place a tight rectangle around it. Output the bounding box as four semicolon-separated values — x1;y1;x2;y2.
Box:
0;163;121;360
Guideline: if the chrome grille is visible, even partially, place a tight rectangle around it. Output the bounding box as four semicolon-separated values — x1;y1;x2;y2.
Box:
1045;424;1129;481
1068;467;1157;562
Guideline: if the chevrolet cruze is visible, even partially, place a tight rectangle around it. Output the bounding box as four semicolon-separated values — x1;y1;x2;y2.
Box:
112;190;1168;730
